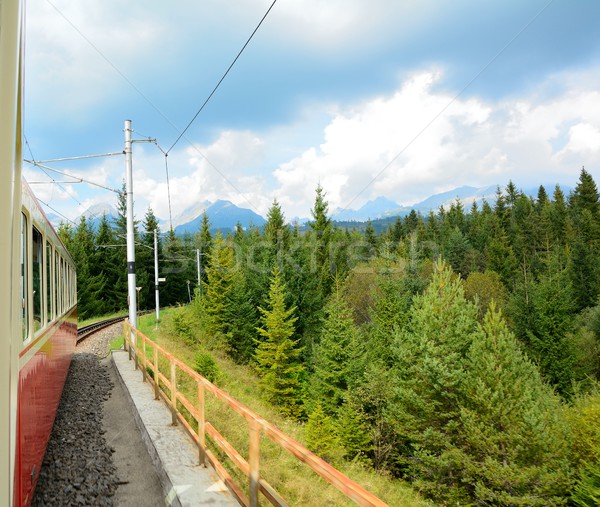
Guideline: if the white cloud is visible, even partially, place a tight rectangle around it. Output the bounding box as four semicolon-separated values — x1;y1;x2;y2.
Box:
558;123;600;157
35;65;600;225
132;130;270;220
272;68;600;217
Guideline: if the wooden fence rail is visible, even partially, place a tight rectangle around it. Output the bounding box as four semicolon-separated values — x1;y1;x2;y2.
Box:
123;320;388;507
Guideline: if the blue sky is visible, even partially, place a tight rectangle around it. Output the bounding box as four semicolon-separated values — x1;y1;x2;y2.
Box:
23;0;600;224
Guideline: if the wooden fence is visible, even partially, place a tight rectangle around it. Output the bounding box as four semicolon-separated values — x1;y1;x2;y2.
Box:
122;320;388;507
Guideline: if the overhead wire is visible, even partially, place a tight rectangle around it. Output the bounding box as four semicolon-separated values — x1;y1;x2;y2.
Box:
36;198;78;226
24;160;120;193
42;0;271;217
24;134;83;207
151;141;174;232
166;0;278;154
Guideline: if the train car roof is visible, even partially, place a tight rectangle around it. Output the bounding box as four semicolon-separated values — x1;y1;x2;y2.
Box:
21;178;75;267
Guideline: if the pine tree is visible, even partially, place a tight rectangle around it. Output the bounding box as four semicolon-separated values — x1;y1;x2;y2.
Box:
162;228;191;306
309;184;333;295
335;397;372;463
197;211;212;284
255;267;304;418
444;227;471;276
140;208;161;311
571;167;600;218
525;261;577;397
367;267;420;366
364;219;378;258
264;198;290;257
224;271;257;363
305;403;338;462
310;282;361;414
458;304;572;504
202;233;236;336
390;261;482;502
72;216;98;319
391;264;572;504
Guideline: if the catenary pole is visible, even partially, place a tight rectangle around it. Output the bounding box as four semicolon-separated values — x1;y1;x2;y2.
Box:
155;228;160;323
197;249;201;289
125;120;137;343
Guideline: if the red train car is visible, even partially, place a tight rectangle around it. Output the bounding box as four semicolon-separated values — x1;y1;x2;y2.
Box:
0;1;78;505
16;183;77;506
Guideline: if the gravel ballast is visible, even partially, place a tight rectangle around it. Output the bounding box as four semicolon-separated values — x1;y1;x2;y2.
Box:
32;324;123;506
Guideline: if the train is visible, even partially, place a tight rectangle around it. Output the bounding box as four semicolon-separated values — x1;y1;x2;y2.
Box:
1;1;78;505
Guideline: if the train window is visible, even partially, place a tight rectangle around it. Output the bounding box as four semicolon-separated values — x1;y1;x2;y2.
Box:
60;257;65;313
32;227;43;332
55;254;60;315
21;213;28;340
46;242;53;322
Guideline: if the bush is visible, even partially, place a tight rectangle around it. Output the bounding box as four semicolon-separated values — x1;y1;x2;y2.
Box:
193;351;220;383
572;462;600;507
169;308;197;344
567;390;600;506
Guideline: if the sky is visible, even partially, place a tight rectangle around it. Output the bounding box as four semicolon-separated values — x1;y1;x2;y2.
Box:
22;0;600;225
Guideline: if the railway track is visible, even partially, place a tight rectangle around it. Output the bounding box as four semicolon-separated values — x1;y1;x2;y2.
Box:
77;316;127;344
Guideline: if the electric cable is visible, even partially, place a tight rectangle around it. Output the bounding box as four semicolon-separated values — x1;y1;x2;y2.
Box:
24;135;83;206
36;198;78;226
24;159;120;193
166;0;278;154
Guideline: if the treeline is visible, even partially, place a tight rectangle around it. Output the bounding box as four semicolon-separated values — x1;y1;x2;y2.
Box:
58;186;206;319
62;170;600;505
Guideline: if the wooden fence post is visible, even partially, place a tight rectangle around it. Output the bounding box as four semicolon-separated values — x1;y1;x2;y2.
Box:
153;346;159;400
197;380;206;466
170;361;177;426
141;333;147;382
249;419;260;507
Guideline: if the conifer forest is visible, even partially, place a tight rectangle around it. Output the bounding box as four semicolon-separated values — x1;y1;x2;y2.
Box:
60;169;600;506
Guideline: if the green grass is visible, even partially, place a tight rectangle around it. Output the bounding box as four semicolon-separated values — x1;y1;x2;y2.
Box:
131;307;432;507
109;335;124;350
78;310;127;328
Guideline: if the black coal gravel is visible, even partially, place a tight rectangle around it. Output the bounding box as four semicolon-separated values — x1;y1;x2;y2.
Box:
32;352;118;506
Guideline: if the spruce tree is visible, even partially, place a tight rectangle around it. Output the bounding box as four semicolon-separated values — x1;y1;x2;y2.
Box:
391;264;573;504
202;232;236;336
264;198;290;257
111;183;131;309
224;271;257;363
364;219;378;258
390;261;483;502
458;304;572;505
526;262;577;397
255;267;304;418
141;208;161;311
335;397;373;463
310;282;361;414
305;403;338;462
571;167;600;218
308;184;333;295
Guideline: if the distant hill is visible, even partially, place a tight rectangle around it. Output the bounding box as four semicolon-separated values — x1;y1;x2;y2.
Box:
69;183;571;235
79;203;119;230
333;196;402;221
174;200;266;235
411;185;498;212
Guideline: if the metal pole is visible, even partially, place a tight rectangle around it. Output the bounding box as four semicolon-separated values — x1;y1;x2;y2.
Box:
196;249;201;293
155;229;160;324
125;120;137;343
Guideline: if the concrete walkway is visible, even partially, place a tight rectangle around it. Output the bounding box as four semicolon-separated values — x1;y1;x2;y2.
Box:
102;355;164;506
108;350;238;507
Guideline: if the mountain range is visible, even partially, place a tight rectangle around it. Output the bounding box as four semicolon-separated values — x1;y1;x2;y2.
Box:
64;183;567;234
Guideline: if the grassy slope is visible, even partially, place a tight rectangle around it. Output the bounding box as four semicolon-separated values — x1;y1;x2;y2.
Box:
128;308;431;507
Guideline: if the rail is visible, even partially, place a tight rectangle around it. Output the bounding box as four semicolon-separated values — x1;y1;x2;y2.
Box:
77;315;127;343
122;320;388;507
